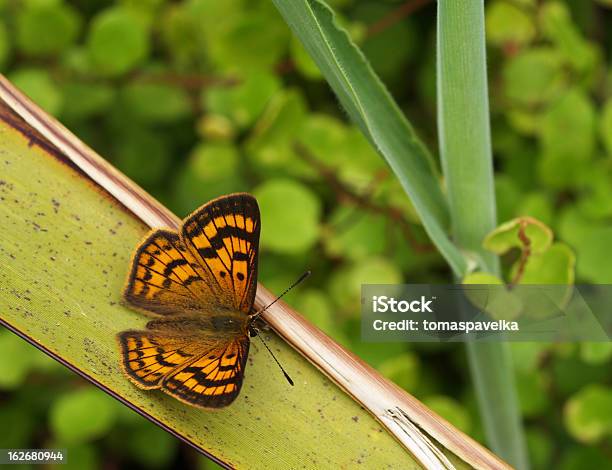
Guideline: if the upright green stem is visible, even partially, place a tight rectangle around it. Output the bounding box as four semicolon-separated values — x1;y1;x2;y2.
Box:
436;1;529;468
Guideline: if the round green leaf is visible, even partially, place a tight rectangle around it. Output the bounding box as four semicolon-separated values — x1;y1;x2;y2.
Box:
205;72;281;129
324;208;387;260
0;330;36;389
503;48;564;106
564;384;612;444
126;422;177;467
173;143;245;217
512;242;575;284
16;3;81;56
254;179;321;254
50;387;118;443
9;68;62;115
580;343;612;364
486;0;535;46
87;7;150;76
484;216;553;255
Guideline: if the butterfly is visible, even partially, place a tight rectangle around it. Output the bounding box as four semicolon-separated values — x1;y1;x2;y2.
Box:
117;193;260;408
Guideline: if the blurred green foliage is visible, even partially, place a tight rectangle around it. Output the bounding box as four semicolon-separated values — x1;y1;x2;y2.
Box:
0;0;611;469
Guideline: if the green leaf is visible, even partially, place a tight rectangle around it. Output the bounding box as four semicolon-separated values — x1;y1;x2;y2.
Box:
323;208;387;260
486;0;535;47
503;48;564;106
564;384;612;444
512;242;575;284
201;1;289;72
558;208;612;282
87;7;150;76
436;2;526;466
125;422;178;467
579;343;612;364
120;83;191;124
0;115;416;467
205;72;281;128
540;1;600;75
173;143;245;216
272;0;465;275
516;193;554;226
16;2;81;56
254;178;321;253
0;330;36;389
9;68;62;115
50;388;119;444
538;89;595;188
462;272;504;285
247;89;309;176
483;217;553;255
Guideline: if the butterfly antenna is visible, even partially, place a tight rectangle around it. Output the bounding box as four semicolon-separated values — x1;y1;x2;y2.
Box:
250;270;311;321
255;332;294;386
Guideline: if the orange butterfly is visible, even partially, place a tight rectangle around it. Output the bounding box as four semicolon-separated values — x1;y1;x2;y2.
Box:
117;193;260;408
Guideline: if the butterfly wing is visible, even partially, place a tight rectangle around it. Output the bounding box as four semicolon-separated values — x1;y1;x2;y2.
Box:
118;318;249;408
180;193;260;314
162;335;249;408
123;229;224;316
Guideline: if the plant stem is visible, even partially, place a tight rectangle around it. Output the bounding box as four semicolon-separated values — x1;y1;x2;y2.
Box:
436;1;529;468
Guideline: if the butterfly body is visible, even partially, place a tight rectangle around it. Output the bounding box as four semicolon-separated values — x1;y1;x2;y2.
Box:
117;193;260;408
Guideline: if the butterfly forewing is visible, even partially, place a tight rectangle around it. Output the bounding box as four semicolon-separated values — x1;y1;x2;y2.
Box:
181;193;260;313
123;230;221;316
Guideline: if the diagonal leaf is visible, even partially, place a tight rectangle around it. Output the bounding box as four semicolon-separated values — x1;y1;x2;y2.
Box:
0;106;417;468
271;0;468;276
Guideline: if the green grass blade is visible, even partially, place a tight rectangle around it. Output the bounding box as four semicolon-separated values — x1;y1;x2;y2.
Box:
436;1;529;468
272;0;468;276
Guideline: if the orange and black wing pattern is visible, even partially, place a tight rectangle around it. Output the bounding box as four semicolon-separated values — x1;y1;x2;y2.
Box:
162;336;249;408
118;324;249;408
123;230;220;316
119;193;259;408
180;193;260;313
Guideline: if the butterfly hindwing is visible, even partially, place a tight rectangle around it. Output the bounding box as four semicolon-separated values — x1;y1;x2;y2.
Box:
118;329;202;389
162;336;250;408
118;319;249;408
123;229;222;316
181;193;260;313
